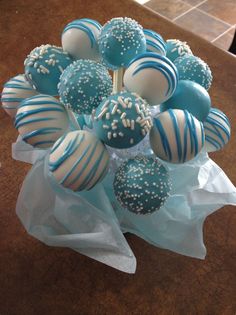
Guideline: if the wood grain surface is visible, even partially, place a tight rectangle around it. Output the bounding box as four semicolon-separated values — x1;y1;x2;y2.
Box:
0;0;236;314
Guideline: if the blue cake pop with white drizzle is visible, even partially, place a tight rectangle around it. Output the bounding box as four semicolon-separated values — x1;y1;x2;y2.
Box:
49;130;110;191
58;59;113;115
1;74;38;118
93;92;153;149
124;52;178;105
113;155;171;214
15;95;69;148
203;108;230;152
144;29;166;56
98;17;146;70
174;55;212;90
166;39;193;62
161;80;211;122
150;109;205;163
62;18;102;61
24;44;72;96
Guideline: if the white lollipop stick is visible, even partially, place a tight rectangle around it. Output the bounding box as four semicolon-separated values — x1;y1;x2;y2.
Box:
113;68;124;93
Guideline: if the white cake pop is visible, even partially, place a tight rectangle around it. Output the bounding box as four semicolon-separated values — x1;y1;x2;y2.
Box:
15;95;69;148
1;74;38;118
124;52;178;105
61;18;102;61
150;109;205;163
49;130;110;191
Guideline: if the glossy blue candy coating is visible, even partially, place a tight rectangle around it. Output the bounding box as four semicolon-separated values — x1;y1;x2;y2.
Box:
93;92;152;148
161;80;211;122
143;29;166;56
49;130;110;191
24;45;72;96
204;107;231;152
58;59;113;115
150;109;205;163
174;55;212;90
98;17;146;69
166;39;193;62
15;94;69;148
113;155;171;214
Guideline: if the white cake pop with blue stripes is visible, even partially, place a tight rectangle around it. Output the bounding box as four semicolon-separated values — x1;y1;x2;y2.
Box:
204;108;230;152
15;95;69;148
49;130;110;191
144;29;166;56
150;109;205;163
124;52;178;105
61;18;102;61
1;74;38;118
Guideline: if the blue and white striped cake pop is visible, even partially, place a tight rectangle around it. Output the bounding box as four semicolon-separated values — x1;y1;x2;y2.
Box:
144;29;166;56
150;109;205;163
123;52;178;105
174;55;212;90
161;80;211;122
15;95;69;148
98;17;146;70
58;59;112;115
166;39;193;62
62;18;102;61
24;44;72;95
204;108;230;152
1;74;38;118
93;92;152;148
113;155;171;214
49;130;110;191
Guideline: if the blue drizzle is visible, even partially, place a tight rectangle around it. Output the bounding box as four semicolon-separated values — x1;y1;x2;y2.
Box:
169;109;182;162
88;157;109;190
15;117;55;129
22;127;62;141
153;118;172;161
80;18;101;30
49;133;83;172
63;20;96;48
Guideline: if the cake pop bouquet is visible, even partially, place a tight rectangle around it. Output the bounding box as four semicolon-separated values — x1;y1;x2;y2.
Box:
2;17;236;273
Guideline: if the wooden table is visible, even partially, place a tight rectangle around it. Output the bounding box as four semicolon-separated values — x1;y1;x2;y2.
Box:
0;0;236;314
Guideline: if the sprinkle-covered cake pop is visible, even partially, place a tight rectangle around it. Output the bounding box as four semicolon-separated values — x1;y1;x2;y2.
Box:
15;95;69;148
62;18;102;61
174;55;212;90
161;80;211;122
166;39;193;62
93;92;152;148
124;52;178;105
98;17;146;69
150;109;205;163
24;44;72;95
204;108;230;152
1;74;38;118
113;155;171;214
58;59;112;115
49;130;110;191
144;29;166;56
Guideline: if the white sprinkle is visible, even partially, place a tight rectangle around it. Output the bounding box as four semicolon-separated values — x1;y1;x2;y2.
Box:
141;129;146;136
131;120;135;130
111;104;118;115
118;132;124;137
58;65;64;73
103;124;109;129
130;138;134;144
126;119;131;128
120;112;126;119
118;96;127;108
113;132;117;138
107;132;112;140
97;107;108;119
122;119;127;127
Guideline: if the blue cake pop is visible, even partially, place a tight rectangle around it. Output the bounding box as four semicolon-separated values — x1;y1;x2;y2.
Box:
161;80;211;122
58;60;113;115
204;108;230;152
113;155;171;214
150;109;205;163
24;45;72;95
98;17;146;69
49;130;110;191
62;18;102;61
166;39;193;62
124;52;178;105
93;92;152;148
144;29;166;56
15;95;69;148
174;55;212;90
1;74;38;118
